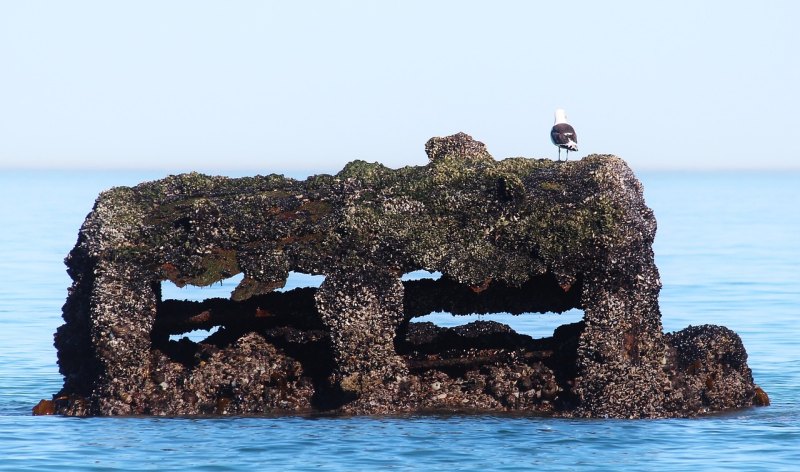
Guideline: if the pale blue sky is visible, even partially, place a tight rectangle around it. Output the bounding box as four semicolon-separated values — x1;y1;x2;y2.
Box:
1;0;798;174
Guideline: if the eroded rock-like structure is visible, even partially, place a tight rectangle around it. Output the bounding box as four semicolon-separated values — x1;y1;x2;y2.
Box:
38;133;768;418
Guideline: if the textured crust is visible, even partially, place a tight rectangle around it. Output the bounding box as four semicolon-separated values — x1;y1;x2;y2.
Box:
40;133;766;417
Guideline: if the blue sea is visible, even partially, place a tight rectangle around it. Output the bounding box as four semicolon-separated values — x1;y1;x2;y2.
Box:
1;169;798;471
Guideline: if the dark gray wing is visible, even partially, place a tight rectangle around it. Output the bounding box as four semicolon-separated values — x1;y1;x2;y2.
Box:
550;123;578;149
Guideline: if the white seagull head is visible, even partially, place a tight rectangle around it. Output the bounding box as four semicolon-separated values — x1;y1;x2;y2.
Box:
554;108;569;125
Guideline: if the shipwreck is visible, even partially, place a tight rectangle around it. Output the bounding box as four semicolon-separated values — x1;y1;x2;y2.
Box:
36;133;768;418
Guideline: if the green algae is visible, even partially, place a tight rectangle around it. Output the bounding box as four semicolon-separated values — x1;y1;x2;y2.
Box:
90;136;630;295
324;150;626;285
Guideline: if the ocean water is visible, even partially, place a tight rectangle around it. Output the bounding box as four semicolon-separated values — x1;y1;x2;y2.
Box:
1;169;798;471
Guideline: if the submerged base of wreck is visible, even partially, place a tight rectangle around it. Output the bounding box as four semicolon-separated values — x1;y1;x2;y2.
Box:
38;312;767;418
37;133;768;418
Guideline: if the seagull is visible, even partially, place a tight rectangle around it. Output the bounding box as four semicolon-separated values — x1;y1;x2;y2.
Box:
550;108;578;162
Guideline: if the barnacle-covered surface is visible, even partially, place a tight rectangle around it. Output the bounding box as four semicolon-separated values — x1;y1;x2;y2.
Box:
39;133;767;418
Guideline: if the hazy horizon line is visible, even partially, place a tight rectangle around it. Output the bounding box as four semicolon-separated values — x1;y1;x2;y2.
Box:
2;161;799;176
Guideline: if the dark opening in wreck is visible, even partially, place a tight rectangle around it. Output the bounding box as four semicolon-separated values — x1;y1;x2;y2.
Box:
150;267;588;414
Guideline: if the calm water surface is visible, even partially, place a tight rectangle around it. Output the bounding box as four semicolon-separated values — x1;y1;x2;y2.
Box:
1;169;798;471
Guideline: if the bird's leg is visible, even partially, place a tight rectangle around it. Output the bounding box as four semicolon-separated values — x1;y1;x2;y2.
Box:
557;148;562;162
565;150;569;162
